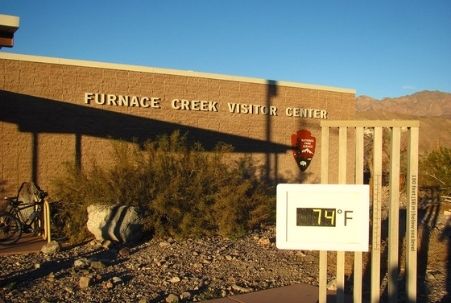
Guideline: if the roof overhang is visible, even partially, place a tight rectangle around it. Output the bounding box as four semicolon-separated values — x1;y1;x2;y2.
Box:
0;14;20;48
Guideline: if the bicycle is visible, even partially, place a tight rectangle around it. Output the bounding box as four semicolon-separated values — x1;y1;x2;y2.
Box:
0;182;47;244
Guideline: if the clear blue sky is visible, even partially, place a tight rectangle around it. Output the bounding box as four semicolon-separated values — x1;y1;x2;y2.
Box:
1;0;450;99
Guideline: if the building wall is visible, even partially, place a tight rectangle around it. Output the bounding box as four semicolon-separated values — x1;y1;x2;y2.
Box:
0;53;356;196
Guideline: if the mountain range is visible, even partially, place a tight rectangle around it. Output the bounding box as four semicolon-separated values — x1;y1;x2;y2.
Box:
355;90;450;153
356;90;451;118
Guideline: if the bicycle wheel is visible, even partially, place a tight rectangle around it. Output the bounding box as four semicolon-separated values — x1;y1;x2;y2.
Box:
0;212;22;244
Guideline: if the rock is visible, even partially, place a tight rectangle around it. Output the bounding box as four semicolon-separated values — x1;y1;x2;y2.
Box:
41;241;61;255
74;258;90;268
79;276;92;289
193;263;203;269
80;269;90;276
327;279;337;291
169;276;181;283
86;204;143;243
112;276;123;285
118;247;131;257
90;260;106;270
104;281;114;289
159;241;171;248
166;294;179;303
257;237;271;246
180;291;191;300
297;250;307;257
232;284;251;293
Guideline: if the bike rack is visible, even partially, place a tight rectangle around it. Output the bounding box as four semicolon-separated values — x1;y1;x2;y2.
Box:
43;200;51;243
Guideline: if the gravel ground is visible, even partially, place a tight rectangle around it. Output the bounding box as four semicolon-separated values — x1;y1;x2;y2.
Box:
0;218;449;303
0;227;320;303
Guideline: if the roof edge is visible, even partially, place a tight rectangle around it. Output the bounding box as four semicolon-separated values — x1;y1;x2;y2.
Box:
0;52;356;94
0;14;20;31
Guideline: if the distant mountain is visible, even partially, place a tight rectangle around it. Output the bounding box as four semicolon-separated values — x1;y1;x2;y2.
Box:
356;90;451;118
355;110;451;153
355;90;451;153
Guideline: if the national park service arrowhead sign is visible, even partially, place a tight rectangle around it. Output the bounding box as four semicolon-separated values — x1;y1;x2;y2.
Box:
291;129;316;172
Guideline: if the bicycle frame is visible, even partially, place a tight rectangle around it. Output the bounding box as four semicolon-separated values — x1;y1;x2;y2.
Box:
8;202;42;229
2;182;49;242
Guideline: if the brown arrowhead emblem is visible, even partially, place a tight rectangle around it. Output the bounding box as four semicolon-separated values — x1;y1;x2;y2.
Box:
291;129;316;172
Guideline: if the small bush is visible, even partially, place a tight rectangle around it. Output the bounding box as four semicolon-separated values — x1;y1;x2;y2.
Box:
419;146;451;194
53;132;275;243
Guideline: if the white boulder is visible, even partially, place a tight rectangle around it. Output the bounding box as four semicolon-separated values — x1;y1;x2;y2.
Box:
86;204;142;243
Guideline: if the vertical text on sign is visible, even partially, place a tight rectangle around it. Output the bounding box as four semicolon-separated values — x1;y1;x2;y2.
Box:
410;174;417;251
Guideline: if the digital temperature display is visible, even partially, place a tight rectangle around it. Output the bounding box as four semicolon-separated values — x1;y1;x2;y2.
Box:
277;184;370;251
297;208;336;227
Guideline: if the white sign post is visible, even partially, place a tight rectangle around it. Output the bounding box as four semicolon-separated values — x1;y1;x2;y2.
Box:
276;184;369;252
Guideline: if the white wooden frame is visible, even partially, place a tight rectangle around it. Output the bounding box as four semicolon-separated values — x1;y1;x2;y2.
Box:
319;120;419;303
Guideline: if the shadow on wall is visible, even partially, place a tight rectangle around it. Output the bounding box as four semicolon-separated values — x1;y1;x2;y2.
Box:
0;90;291;185
265;80;278;181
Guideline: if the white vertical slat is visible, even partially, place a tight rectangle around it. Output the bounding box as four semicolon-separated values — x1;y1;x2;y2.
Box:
354;127;364;303
371;127;383;303
319;125;330;303
319;120;418;303
406;127;419;302
388;127;401;302
337;127;347;303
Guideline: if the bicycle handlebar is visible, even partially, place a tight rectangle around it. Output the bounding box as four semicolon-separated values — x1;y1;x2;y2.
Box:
4;190;47;207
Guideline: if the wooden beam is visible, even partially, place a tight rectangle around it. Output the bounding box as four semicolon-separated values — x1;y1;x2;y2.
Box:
371;127;383;303
319;125;330;303
406;127;419;302
388;127;401;302
337;127;348;303
354;127;364;303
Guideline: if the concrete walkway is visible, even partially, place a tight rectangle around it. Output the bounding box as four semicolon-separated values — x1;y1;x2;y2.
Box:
203;283;351;303
0;233;46;256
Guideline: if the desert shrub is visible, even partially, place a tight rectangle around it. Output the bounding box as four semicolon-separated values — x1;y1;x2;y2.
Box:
53;132;275;243
213;156;275;237
419;146;451;194
52;165;93;243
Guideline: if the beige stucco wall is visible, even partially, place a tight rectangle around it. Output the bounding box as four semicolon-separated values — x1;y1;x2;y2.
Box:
0;53;355;195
